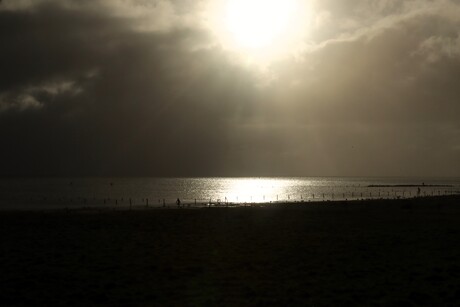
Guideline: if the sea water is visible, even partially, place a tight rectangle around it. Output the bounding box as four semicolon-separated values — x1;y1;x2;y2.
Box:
0;177;459;210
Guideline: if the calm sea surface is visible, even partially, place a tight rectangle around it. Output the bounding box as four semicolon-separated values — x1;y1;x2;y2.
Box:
0;177;459;209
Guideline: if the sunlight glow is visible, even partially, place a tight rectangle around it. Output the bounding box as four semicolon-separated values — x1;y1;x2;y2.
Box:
225;0;296;49
205;0;311;65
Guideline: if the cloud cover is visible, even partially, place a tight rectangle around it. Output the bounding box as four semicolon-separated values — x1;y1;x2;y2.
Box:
0;0;459;176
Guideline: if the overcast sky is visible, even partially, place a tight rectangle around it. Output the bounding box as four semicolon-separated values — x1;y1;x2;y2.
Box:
1;0;459;177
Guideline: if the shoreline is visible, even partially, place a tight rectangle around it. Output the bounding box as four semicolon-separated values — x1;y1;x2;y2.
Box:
367;184;453;187
1;194;459;213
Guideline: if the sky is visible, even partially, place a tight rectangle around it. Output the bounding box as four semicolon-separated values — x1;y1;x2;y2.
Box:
0;0;459;177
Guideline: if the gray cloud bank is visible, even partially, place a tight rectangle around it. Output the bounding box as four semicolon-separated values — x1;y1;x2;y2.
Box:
0;0;459;177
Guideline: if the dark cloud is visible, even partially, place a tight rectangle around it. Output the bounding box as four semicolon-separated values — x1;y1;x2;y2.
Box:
0;2;261;176
0;0;459;176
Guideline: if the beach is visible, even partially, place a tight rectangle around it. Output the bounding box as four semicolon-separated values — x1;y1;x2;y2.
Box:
1;196;460;306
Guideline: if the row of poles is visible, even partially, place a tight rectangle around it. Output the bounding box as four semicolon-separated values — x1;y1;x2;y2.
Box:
23;188;458;208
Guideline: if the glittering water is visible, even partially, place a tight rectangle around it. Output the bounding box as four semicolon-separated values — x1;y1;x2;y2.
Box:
0;177;459;209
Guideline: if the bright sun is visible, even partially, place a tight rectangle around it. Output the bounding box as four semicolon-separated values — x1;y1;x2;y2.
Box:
207;0;310;65
225;0;296;49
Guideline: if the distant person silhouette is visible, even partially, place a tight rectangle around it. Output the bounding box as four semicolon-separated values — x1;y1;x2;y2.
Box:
417;187;421;197
176;198;181;208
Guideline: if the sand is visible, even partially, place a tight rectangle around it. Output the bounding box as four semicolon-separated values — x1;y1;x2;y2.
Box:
1;196;460;306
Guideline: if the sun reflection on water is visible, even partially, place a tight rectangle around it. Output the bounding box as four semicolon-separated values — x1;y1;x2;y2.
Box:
219;178;298;203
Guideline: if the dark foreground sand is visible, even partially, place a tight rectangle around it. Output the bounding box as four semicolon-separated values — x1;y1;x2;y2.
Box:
1;196;460;306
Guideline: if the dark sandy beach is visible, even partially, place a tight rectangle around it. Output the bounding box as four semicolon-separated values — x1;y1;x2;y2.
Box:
1;196;460;306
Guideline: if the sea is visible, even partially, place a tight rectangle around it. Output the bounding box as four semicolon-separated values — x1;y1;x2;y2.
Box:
0;177;459;210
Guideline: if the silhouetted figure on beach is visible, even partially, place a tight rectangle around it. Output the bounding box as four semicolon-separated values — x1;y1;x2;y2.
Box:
417;187;421;197
176;198;181;208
